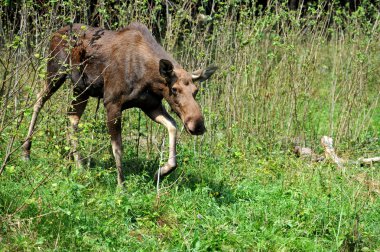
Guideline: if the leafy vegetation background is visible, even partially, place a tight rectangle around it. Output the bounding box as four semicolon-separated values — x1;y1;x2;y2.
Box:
0;0;379;251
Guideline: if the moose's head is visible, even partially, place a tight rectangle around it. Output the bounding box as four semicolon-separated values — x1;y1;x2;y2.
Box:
159;59;217;135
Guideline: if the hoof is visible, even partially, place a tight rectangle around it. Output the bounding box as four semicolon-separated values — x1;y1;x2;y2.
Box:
116;182;125;190
22;141;32;161
22;155;31;161
75;159;84;168
154;164;177;183
70;151;84;168
116;180;126;192
154;172;160;183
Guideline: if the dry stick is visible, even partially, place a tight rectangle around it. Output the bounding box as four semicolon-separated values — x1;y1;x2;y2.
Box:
0;135;17;175
0;35;69;135
54;219;62;250
0;56;41;171
136;110;141;158
296;136;380;196
320;136;344;169
7;210;60;224
295;136;380;167
0;51;39;94
320;136;380;167
159;169;185;192
0;107;26;175
356;90;380;140
358;157;380;166
156;137;165;204
0;51;10;99
1;66;68;172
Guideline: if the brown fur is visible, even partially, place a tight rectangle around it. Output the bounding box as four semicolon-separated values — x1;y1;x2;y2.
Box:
22;23;217;186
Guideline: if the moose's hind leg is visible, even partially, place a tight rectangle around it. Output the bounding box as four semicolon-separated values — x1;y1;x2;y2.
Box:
22;75;66;160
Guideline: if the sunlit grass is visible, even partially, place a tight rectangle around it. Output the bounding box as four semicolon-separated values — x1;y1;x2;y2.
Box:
1;1;379;251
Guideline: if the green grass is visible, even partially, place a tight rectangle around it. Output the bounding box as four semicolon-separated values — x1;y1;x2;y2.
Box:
1;123;379;250
1;1;380;251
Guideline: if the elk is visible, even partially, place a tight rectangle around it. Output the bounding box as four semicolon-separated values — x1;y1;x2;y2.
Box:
22;23;217;186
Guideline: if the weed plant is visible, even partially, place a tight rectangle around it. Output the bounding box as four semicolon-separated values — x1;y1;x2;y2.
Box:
0;1;379;250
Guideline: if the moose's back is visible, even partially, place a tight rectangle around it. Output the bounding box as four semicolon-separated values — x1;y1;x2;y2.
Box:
48;23;166;99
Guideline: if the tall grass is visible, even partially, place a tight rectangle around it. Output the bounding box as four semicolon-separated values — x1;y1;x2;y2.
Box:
0;1;379;250
1;1;379;159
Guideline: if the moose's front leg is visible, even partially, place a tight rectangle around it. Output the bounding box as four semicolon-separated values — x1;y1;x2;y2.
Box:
67;95;88;168
143;105;177;182
106;104;125;187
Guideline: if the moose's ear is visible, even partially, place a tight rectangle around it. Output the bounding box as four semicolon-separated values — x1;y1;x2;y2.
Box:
192;65;218;82
159;59;174;81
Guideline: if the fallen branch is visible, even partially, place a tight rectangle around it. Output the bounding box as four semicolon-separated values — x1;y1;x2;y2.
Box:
358;157;380;166
293;136;380;195
293;146;324;162
320;136;344;168
294;136;379;168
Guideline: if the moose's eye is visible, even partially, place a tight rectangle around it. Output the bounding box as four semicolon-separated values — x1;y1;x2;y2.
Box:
193;89;198;98
171;87;178;95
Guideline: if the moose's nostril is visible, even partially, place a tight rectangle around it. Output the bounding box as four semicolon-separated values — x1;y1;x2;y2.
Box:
186;119;206;135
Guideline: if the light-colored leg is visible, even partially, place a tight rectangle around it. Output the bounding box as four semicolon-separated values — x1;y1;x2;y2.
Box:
67;96;88;167
22;91;45;160
106;104;124;187
22;75;66;160
144;105;177;181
